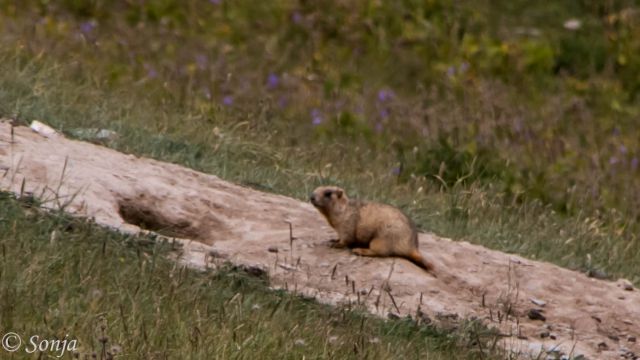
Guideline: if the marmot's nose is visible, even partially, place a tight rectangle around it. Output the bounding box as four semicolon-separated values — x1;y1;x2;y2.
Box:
309;193;315;202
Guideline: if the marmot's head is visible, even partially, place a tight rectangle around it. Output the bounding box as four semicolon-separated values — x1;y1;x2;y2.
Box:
310;186;348;214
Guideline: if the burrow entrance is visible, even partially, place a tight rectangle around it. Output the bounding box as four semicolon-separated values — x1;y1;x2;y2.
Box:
117;193;227;244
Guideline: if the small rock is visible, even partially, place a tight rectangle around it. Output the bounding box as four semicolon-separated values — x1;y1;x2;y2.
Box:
528;309;546;321
619;347;637;359
387;312;400;320
550;333;557;340
628;336;636;343
587;268;609;279
30;120;60;138
540;331;550;339
294;339;306;346
530;298;547;307
609;335;620;342
278;263;296;271
368;337;380;344
70;128;118;141
208;250;226;259
435;312;459;321
417;310;432;325
328;336;339;344
598;341;608;351
618;279;634;291
545;349;562;360
267;246;279;253
239;265;266;278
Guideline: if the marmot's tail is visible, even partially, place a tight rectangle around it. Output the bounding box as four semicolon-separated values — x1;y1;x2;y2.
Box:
407;250;437;277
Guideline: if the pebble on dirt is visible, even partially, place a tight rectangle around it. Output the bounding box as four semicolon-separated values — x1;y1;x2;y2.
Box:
528;308;546;321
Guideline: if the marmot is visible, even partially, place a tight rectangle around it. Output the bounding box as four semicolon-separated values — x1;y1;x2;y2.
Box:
310;186;435;275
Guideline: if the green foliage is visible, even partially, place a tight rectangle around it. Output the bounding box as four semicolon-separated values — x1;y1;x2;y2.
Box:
555;29;608;76
408;137;502;187
316;111;374;141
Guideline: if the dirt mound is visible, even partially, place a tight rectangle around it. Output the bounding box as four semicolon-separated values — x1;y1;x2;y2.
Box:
1;120;638;359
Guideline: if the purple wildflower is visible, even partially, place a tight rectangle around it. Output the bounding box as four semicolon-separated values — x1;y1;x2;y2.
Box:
379;109;389;119
391;167;401;175
459;62;470;73
619;144;628;154
195;54;208;70
223;96;234;106
375;122;384;133
278;96;288;108
209;0;221;4
609;156;619;165
612;127;621;136
513;118;523;133
631;157;639;171
311;109;323;125
144;64;158;79
377;89;394;102
292;11;303;24
446;66;456;77
79;21;96;34
267;73;279;89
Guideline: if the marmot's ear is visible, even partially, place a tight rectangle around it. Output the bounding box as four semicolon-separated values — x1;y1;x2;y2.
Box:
335;189;343;198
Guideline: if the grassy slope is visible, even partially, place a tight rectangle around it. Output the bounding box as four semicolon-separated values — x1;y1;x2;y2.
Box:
0;193;493;359
0;0;638;357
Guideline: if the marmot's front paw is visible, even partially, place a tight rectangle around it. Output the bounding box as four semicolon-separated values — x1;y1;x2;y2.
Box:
328;239;346;248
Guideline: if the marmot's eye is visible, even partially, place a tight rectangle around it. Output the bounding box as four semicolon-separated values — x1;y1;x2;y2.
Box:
323;190;332;198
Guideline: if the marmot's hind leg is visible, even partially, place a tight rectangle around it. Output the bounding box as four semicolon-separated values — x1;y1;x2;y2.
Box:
352;238;391;257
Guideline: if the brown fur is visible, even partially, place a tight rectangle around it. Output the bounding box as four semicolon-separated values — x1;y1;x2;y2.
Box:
310;186;435;275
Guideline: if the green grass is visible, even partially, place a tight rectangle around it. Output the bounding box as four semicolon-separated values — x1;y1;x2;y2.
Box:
0;192;495;359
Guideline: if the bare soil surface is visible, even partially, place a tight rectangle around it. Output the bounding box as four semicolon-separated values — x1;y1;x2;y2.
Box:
1;120;638;359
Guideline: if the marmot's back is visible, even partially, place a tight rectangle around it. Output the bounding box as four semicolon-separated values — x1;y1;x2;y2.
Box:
356;203;416;252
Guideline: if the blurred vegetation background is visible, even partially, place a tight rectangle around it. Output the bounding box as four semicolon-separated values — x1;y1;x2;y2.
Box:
0;1;638;278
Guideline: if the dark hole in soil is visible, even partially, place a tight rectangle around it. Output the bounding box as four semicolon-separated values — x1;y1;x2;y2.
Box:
118;198;203;240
